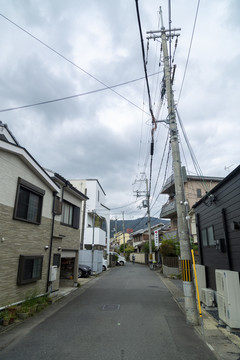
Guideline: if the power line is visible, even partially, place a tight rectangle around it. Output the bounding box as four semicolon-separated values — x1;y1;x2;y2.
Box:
0;73;160;113
135;0;157;130
176;108;210;193
0;12;154;115
176;0;201;105
150;130;169;204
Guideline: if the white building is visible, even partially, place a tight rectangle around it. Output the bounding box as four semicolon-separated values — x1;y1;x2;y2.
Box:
70;179;110;255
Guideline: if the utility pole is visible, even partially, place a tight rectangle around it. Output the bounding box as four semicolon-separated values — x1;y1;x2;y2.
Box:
146;179;153;265
133;175;153;266
147;8;198;325
122;211;126;256
91;210;96;272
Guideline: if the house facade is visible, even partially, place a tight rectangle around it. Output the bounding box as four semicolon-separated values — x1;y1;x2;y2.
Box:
193;165;240;290
160;166;223;241
0;123;87;308
70;179;110;254
0;124;59;307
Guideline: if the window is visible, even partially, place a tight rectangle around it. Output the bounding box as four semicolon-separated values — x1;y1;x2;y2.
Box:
62;201;73;225
201;226;215;247
207;226;215;246
17;255;43;285
61;201;80;229
14;178;45;224
196;188;202;198
201;228;208;246
53;253;61;267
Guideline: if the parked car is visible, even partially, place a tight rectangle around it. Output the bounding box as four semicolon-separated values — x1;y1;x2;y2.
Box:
109;252;126;266
102;258;108;271
117;256;126;266
78;264;92;278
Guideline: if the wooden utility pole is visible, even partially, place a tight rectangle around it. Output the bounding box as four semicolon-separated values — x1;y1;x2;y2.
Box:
122;211;126;256
133;176;153;265
147;8;198;325
146;178;153;265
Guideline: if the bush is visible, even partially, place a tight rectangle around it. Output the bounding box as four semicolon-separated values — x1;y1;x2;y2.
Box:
124;246;134;260
160;238;179;257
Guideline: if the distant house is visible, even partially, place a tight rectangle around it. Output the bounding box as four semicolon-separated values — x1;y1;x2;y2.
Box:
70;179;110;252
193;165;240;290
128;222;168;252
70;179;110;272
0;123;59;307
115;231;131;248
160;166;223;241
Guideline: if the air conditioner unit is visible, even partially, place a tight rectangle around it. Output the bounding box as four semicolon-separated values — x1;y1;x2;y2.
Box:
217;293;227;324
194;265;206;302
215;269;240;328
215;270;225;296
201;288;215;307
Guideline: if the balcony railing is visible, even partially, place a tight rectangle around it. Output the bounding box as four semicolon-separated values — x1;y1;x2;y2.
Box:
84;227;106;247
160;199;177;218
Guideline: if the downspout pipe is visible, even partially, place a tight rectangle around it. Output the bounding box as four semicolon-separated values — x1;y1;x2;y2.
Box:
46;191;57;293
221;208;232;270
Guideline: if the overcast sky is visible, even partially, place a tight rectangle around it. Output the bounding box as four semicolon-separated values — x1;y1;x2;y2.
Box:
0;0;239;220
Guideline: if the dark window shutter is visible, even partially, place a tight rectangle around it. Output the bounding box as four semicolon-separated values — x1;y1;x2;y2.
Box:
72;206;80;229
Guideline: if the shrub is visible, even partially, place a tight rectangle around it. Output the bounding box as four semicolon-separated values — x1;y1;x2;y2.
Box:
124;246;134;260
160;238;179;257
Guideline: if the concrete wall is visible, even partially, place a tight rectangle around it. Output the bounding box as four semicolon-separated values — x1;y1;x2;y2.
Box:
162;265;180;277
129;253;156;264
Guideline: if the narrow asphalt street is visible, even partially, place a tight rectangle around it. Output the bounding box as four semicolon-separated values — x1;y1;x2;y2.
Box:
0;263;217;360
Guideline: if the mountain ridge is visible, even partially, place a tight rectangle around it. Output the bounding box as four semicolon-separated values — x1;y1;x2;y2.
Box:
110;217;169;237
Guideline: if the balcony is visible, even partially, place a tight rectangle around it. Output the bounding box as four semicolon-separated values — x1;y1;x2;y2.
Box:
84;227;106;247
161;167;187;195
160;198;177;218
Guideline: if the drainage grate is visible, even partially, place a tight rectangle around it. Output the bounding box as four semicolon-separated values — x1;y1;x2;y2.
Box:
176;298;184;302
101;304;120;311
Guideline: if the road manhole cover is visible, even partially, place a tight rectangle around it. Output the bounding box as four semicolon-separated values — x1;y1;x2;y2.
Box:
101;304;120;311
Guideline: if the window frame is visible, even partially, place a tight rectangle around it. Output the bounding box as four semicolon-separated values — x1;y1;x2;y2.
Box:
13;178;45;225
53;253;61;267
201;225;215;247
196;188;202;198
61;200;80;229
17;255;43;285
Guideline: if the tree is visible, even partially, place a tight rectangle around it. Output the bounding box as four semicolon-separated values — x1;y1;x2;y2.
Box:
141;240;156;254
159;235;180;257
124;245;135;260
119;244;124;253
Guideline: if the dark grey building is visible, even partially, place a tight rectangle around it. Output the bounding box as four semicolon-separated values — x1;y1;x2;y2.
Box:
193;165;240;290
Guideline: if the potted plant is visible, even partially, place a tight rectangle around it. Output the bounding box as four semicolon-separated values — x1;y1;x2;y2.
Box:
1;310;11;326
17;305;30;320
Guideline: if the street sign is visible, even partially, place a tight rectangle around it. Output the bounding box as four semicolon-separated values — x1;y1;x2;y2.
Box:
154;230;159;247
